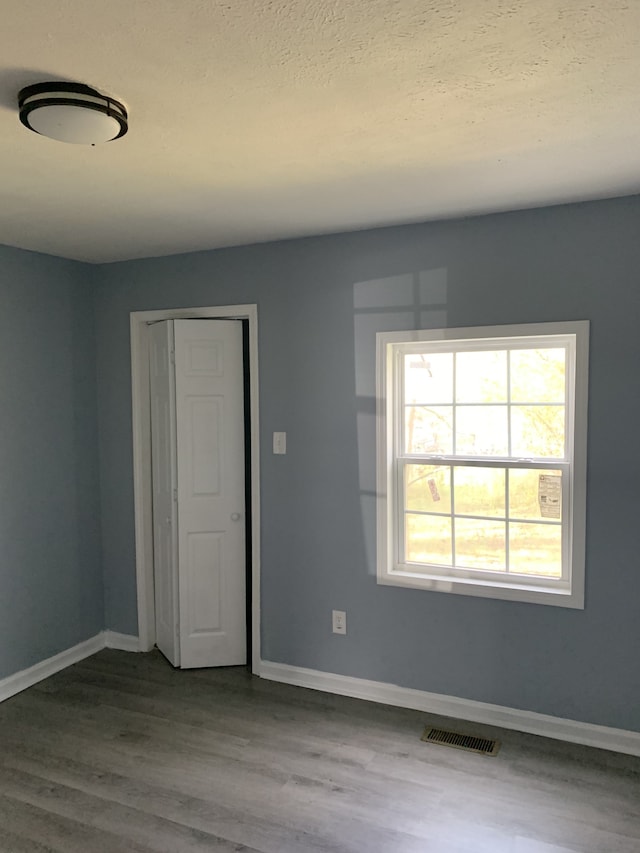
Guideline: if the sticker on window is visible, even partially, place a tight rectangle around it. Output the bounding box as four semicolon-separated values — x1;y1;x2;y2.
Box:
538;474;561;519
428;478;440;502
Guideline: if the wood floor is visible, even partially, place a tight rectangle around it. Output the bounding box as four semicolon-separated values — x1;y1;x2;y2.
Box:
0;650;638;852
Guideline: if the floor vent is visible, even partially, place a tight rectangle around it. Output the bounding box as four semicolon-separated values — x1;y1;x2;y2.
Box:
421;726;501;756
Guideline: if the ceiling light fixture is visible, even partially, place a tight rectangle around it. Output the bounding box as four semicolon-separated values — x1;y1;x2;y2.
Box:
18;82;128;145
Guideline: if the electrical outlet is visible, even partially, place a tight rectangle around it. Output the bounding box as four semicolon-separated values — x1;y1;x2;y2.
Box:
273;432;286;454
332;609;347;635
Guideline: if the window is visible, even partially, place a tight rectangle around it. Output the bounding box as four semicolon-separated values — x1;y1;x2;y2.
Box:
376;322;589;607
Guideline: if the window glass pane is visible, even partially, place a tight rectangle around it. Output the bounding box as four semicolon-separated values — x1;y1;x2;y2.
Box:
405;464;451;514
454;518;506;571
405;406;452;454
509;522;562;577
404;353;452;404
510;348;566;403
454;466;505;518
509;469;562;521
406;514;452;566
456;406;508;456
511;405;565;458
456;351;507;403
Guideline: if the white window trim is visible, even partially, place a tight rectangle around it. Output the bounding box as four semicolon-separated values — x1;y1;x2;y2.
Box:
376;321;589;608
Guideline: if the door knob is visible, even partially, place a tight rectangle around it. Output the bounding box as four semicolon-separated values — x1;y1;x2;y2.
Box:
231;512;241;522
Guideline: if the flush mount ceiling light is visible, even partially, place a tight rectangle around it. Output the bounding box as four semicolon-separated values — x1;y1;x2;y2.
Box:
18;82;128;145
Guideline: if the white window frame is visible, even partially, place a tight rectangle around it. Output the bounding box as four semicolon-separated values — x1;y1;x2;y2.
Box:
376;321;589;608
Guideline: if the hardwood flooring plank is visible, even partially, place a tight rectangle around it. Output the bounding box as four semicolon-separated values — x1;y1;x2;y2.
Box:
514;840;582;853
0;690;448;836
0;796;157;853
0;827;59;853
0;766;262;853
0;745;343;853
0;730;444;853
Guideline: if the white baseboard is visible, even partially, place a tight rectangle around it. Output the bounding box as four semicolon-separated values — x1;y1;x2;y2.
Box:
0;631;142;704
104;631;141;652
5;640;636;758
259;660;640;758
0;633;105;703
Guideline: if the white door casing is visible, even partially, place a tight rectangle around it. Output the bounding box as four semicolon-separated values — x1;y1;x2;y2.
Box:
149;321;180;666
173;319;246;667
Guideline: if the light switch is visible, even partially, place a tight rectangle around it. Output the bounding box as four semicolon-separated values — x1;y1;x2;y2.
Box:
273;432;287;454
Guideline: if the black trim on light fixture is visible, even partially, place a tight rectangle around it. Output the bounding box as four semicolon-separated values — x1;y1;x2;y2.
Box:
18;81;128;142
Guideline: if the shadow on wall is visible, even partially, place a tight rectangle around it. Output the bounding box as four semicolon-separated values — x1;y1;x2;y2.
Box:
353;268;449;575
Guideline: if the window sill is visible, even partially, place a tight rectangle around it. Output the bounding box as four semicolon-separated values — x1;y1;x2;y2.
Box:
378;568;584;609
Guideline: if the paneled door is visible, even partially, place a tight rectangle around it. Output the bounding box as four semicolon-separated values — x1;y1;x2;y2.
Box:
149;319;246;668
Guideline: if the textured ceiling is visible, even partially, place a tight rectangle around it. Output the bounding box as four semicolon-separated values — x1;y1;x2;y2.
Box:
0;0;639;263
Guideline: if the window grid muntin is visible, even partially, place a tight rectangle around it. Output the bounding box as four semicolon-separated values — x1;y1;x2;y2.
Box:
401;459;567;581
450;459;457;566
452;350;458;453
506;350;512;455
405;510;562;526
403;346;568;461
505;454;511;570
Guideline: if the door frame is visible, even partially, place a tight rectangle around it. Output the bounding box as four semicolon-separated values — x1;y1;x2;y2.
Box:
130;304;260;672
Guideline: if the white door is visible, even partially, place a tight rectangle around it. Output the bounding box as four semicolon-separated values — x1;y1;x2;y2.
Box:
150;318;246;669
149;321;180;666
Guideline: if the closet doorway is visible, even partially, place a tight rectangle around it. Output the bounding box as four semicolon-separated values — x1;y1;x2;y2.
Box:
130;305;260;672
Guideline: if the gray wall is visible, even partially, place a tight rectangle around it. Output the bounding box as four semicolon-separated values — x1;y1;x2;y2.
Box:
0;246;103;679
94;195;640;731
